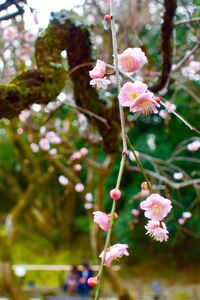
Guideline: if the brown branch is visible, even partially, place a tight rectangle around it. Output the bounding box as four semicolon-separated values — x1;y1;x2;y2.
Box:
0;10;120;153
0;0;26;21
150;0;177;93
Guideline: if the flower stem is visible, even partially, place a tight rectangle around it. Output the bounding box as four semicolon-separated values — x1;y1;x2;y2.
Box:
94;0;128;299
126;136;152;193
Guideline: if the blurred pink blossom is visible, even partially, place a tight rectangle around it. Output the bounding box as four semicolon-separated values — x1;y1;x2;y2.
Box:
99;243;129;266
30;143;39;153
58;175;69;186
187;140;200;152
80;148;89;156
39;138;50;151
46;131;61;144
85;193;93;202
75;183;85;193
118;48;147;73
3;27;18;41
131;209;140;216
182;211;192;219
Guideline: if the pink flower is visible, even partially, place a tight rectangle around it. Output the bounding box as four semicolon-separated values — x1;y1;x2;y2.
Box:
58;175;69;186
182;211;192;219
84;203;93;210
39;138;50;151
46;131;61;144
173;172;183;180
99;243;129;266
85;193;93;202
178;218;185;225
30;143;39;153
118;48;147;73
89;60;106;79
102;0;121;8
73;164;82;172
145;220;169;242
3;27;18;41
90;78;111;90
140;194;172;221
75;183;84;193
93;211;111;232
119;81;160;115
187;140;200;152
80;147;89;156
69;151;82;161
131;209;140;216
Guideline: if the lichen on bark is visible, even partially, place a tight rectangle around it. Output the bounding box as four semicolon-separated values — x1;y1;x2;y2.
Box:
0;10;120;153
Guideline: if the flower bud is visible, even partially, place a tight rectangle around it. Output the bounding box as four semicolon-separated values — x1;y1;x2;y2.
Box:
110;188;121;201
141;181;149;190
87;276;98;287
104;15;111;22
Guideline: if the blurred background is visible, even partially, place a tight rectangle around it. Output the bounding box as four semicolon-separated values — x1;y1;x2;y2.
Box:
0;0;200;299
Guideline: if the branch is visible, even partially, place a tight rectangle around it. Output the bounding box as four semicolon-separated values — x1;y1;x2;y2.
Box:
0;0;26;21
150;0;177;92
0;10;120;153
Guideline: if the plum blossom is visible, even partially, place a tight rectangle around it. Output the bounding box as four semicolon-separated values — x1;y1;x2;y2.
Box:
118;48;147;73
145;220;169;242
75;183;85;193
102;0;121;8
85;193;93;202
58;175;69;186
182;211;192;219
39;138;50;151
99;243;129;266
89;60;106;79
46;131;61;144
118;81;160;115
69;151;82;161
93;211;111;231
80;147;89;156
30;143;39;153
84;203;93;210
131;209;140;216
3;27;18;41
73;164;82;172
49;148;57;156
187;140;200;152
140;194;172;221
173;172;183;180
178;218;185;225
19;110;31;122
90;78;111;90
128;150;140;161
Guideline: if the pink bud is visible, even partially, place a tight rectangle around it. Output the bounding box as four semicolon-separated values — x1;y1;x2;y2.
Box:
141;181;149;190
87;276;98;287
110;188;121;201
104;15;111;22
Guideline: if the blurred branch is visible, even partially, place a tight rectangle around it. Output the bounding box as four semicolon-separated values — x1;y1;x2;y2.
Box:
175;17;200;25
172;40;200;72
0;0;26;21
128;166;200;189
150;0;177;93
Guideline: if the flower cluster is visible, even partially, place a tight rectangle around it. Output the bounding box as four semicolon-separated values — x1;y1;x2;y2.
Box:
89;47;161;116
140;194;172;242
178;211;192;225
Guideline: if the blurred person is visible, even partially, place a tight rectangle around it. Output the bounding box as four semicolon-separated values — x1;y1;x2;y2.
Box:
77;261;93;298
62;265;80;294
152;281;161;300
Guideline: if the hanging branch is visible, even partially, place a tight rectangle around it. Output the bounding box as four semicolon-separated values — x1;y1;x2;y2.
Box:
150;0;177;93
0;0;26;21
0;10;120;153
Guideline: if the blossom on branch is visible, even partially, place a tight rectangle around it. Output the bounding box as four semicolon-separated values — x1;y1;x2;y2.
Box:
140;193;172;221
89;59;106;79
145;220;169;242
118;48;147;73
118;81;160;115
90;78;111;90
99;243;129;266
